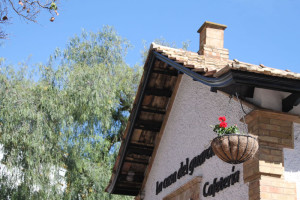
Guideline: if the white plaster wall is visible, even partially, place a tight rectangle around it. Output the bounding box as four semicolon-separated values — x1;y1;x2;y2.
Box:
284;123;300;200
248;88;289;112
246;87;300;115
143;74;251;200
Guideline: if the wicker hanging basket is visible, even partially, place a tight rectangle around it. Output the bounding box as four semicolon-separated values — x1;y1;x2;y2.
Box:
211;134;258;164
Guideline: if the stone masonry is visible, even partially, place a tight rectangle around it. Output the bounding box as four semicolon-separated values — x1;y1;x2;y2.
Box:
163;177;201;200
243;109;299;200
197;21;229;63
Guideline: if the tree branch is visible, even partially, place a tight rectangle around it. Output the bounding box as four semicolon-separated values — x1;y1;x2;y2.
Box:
0;0;60;39
8;0;37;22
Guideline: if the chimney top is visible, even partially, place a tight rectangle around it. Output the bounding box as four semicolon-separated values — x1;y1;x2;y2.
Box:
197;21;229;61
197;21;227;33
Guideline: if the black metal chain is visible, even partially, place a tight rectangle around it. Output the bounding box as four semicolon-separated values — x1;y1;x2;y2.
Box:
224;95;233;120
221;92;249;134
235;92;248;134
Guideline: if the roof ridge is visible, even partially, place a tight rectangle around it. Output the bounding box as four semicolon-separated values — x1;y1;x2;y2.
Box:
151;42;197;54
150;44;300;79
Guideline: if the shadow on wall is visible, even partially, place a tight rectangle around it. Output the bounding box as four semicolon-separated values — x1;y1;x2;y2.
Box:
284;123;300;172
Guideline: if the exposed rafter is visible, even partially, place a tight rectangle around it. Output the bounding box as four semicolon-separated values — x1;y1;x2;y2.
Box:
282;93;300;112
127;143;155;156
134;120;162;132
140;107;166;115
106;53;156;194
144;88;173;97
152;69;178;76
211;84;255;98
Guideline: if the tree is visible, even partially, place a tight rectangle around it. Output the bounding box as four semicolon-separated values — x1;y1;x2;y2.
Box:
0;26;140;199
141;37;190;63
0;0;60;39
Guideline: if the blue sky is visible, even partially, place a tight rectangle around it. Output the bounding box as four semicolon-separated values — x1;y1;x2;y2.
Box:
1;0;300;73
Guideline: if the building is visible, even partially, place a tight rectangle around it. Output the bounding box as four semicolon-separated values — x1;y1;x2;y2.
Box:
106;22;300;200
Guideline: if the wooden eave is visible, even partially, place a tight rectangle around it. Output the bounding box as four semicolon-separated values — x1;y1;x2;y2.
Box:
106;50;181;196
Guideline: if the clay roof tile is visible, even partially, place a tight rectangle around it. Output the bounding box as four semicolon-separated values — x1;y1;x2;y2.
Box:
151;43;300;80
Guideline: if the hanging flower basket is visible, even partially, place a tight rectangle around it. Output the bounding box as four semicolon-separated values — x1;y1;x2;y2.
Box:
211;134;258;164
210;116;258;164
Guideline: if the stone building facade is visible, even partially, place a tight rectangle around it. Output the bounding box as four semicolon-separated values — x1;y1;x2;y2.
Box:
106;22;300;200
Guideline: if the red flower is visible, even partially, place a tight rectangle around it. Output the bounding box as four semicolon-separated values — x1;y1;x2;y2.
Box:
218;116;226;122
220;121;227;128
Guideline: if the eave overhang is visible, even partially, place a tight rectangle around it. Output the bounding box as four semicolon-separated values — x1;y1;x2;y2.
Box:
106;50;300;196
154;51;300;94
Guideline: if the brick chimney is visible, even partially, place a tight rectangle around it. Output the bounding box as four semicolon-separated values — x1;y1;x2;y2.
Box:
197;21;229;61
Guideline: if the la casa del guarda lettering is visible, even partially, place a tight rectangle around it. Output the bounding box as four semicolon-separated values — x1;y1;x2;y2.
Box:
156;147;214;195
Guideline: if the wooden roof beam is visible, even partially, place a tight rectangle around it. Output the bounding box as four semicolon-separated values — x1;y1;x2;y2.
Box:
119;173;145;182
140;107;166;115
114;188;139;196
124;158;149;165
144;88;172;97
152;69;178;76
134;120;162;132
282;93;300;112
127;143;154;156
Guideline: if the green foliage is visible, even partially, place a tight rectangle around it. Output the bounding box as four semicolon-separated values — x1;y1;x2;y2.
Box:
50;2;58;10
211;124;239;137
0;26;139;199
141;37;191;64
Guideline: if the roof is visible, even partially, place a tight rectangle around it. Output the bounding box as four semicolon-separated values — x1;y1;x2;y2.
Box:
106;43;300;197
151;43;300;80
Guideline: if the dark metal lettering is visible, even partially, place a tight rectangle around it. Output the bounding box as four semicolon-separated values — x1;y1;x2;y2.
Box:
203;182;209;197
185;158;189;176
177;162;183;180
202;168;241;197
189;157;196;175
156;181;163;195
155;147;215;195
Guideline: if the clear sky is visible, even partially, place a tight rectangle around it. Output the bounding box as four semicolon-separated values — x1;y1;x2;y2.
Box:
1;0;300;73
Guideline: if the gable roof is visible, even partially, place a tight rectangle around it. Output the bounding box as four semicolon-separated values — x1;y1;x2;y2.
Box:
106;42;300;197
152;43;300;80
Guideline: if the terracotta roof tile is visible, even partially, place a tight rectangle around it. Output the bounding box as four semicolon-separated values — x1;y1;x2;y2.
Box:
151;43;300;80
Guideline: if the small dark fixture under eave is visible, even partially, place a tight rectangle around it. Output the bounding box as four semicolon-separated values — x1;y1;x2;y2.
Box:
282;93;300;112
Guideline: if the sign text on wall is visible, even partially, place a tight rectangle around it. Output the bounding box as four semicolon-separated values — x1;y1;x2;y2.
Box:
203;166;240;197
155;146;215;195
